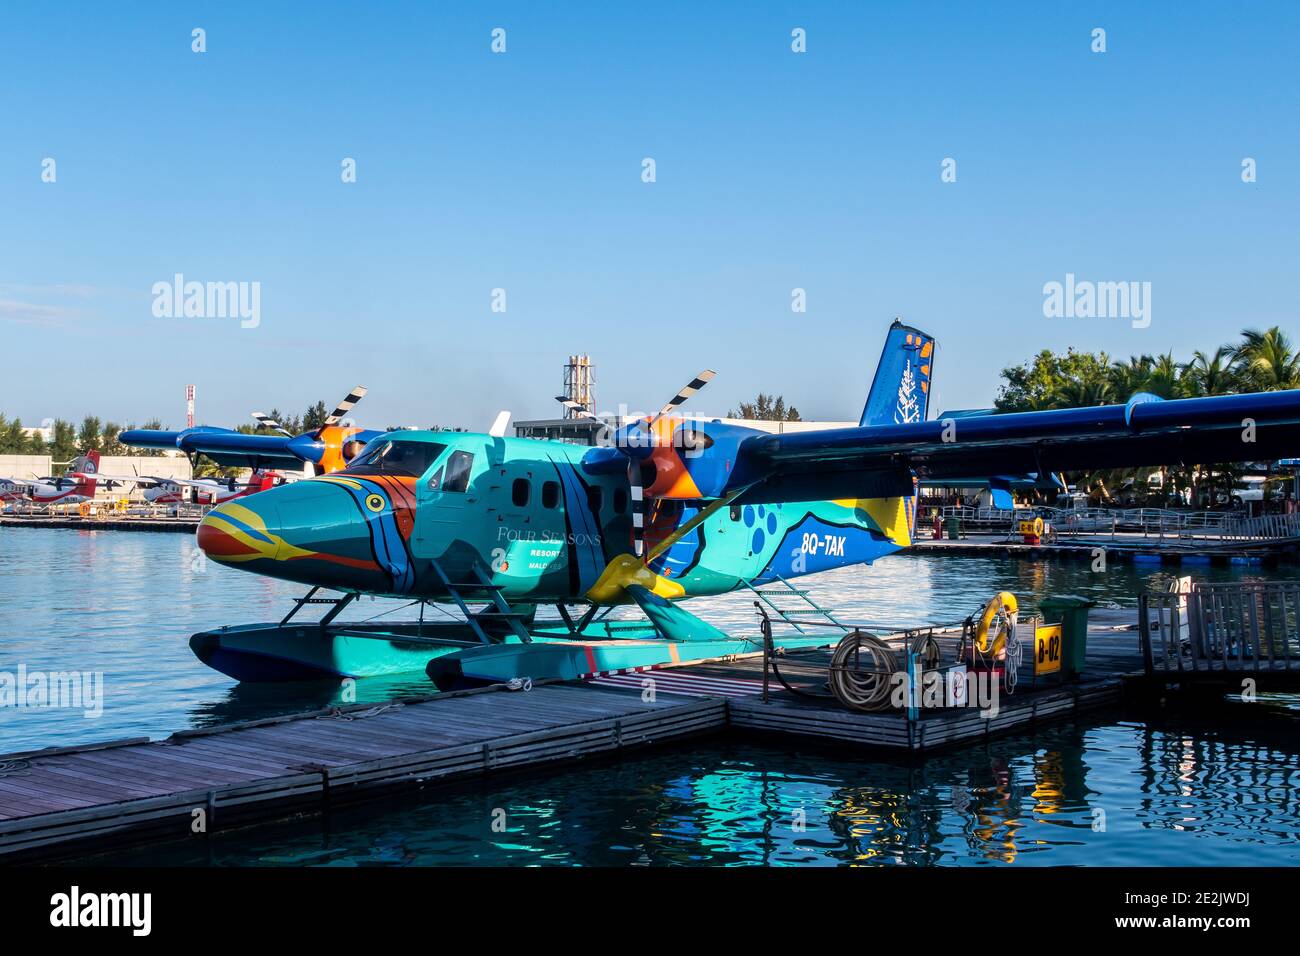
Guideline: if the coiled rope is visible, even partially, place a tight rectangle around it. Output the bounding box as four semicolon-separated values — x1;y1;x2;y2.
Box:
827;630;898;711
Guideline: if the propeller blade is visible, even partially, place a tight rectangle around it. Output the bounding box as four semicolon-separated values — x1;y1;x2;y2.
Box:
651;370;715;423
628;462;645;558
251;412;292;437
555;397;599;421
322;386;368;429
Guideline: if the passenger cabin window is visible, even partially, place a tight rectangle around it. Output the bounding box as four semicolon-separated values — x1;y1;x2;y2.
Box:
344;440;446;478
512;478;530;507
443;451;474;493
586;486;603;513
541;480;560;509
613;488;628;514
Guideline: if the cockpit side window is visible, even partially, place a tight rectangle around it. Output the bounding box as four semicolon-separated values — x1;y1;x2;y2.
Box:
443;451;475;493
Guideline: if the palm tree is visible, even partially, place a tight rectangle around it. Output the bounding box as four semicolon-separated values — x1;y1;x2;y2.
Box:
1181;347;1237;396
1231;326;1300;391
1108;355;1153;400
1050;377;1115;408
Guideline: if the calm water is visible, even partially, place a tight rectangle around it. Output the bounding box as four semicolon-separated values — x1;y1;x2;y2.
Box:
4;527;1299;867
0;527;1285;753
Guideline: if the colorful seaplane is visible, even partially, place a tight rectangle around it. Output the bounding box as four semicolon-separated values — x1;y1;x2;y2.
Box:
190;322;1300;689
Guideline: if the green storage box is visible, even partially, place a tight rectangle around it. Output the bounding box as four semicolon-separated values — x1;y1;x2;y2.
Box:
1038;595;1096;678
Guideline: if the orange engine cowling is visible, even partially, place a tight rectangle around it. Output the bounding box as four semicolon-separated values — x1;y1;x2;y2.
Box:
316;425;367;474
640;417;705;500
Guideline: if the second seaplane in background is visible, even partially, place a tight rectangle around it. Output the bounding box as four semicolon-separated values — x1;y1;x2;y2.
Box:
187;321;1300;690
121;386;378;477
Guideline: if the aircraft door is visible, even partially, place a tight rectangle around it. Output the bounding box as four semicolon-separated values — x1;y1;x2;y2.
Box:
413;448;481;561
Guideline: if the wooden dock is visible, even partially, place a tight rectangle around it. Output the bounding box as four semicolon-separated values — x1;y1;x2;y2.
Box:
0;611;1152;862
0;683;723;862
671;614;1140;750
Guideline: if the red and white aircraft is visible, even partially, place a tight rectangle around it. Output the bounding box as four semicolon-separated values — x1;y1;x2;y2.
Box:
0;450;101;508
92;468;287;505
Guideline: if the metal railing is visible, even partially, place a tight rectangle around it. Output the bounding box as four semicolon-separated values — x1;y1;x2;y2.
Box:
1139;581;1300;678
3;501;214;520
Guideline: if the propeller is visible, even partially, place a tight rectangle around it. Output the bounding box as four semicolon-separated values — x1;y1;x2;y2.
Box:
250;412;292;437
651;371;715;423
554;369;715;559
317;386;368;436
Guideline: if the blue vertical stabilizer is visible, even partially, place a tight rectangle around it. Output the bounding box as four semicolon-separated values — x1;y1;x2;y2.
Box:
859;321;936;427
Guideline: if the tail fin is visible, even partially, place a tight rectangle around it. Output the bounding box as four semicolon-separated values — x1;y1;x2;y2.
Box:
859;321;936;427
70;449;100;496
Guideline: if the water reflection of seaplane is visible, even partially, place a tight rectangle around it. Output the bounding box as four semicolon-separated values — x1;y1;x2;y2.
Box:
187;322;1300;688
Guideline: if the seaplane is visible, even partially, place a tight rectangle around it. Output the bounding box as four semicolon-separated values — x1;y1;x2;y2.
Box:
188;321;1300;689
89;468;289;506
0;451;103;510
120;386;379;477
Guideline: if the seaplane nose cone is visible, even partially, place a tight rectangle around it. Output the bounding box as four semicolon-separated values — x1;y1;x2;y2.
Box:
197;497;283;563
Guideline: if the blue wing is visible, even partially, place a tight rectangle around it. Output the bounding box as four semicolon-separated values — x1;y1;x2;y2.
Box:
732;390;1300;503
119;427;306;468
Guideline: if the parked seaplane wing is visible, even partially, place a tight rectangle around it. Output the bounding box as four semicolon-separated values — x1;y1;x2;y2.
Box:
120;387;381;474
731;390;1300;504
118;428;306;468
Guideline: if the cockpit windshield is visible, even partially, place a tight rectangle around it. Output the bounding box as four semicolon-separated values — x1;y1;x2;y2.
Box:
342;440;447;478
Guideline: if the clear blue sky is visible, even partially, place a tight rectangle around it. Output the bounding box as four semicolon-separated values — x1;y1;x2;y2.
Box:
2;2;1296;431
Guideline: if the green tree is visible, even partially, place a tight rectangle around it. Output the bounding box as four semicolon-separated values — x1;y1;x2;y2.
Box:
49;420;78;467
302;401;330;433
995;349;1112;412
101;422;126;456
1231;326;1300;390
728;393;801;421
77;415;102;451
1181;347;1237;397
0;415;36;454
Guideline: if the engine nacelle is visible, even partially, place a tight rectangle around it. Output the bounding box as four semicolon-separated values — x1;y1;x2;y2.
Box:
633;420;759;500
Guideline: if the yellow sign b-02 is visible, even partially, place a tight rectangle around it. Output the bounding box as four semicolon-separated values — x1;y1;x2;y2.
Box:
1034;623;1062;675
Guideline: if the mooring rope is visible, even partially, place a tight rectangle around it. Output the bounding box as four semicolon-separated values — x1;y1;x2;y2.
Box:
827;630;899;711
315;703;404;721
